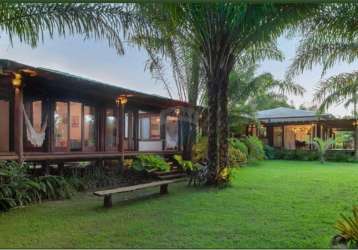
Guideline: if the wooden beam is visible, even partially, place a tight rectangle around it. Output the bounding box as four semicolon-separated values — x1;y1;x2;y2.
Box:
118;103;125;162
14;87;24;162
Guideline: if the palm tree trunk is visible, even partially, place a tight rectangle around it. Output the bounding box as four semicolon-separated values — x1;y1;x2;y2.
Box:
218;70;230;172
206;79;219;184
354;98;358;160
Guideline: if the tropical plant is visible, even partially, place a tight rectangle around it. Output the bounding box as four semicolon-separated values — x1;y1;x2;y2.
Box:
311;137;335;163
243;136;265;161
334;206;358;249
0;161;71;212
313;72;358;159
173;154;195;171
287;3;357;78
132;154;170;172
134;3;318;185
0;3;134;54
228;145;247;167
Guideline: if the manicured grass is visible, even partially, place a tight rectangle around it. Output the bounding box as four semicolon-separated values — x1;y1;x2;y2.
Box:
1;160;358;248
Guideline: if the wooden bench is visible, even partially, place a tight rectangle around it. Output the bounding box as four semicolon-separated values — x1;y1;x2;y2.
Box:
93;178;186;208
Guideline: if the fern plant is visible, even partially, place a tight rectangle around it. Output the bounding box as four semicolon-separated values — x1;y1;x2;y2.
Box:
311;137;335;163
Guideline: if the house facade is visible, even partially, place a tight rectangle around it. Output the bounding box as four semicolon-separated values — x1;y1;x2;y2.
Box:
247;107;355;151
0;59;192;164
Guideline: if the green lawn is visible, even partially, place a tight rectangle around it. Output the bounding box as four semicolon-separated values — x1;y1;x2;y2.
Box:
1;160;358;248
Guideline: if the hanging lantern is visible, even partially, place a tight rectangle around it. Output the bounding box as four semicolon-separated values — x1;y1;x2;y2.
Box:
116;95;128;105
12;73;22;88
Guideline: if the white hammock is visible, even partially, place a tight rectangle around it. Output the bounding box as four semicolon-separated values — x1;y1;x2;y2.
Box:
22;104;48;147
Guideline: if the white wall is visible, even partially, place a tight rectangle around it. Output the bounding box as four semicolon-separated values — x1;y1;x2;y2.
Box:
138;140;163;151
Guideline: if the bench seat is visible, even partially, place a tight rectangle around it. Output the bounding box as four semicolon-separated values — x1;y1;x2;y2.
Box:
93;178;186;208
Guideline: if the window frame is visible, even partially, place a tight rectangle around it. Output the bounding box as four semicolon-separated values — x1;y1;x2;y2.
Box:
138;113;161;141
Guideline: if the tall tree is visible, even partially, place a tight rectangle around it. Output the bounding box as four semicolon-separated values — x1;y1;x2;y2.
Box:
135;3;317;185
314;72;358;159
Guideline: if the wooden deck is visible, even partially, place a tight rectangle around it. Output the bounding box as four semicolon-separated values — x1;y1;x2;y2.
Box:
0;150;180;162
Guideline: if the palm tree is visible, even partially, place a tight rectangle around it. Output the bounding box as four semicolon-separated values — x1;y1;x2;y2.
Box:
134;3;318;185
0;3;133;54
287;3;357;77
312;137;336;163
228;62;305;136
314;71;358;159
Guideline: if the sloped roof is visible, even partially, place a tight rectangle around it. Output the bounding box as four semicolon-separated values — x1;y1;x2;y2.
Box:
256;107;333;124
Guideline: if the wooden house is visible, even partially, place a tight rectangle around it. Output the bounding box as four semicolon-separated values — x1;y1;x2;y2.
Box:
0;59;192;165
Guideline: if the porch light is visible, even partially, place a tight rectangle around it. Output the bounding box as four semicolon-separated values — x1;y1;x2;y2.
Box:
175;108;180;116
116;95;128;105
353;120;358;127
12;73;22;88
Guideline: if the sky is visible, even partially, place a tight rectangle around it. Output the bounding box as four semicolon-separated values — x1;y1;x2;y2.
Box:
0;33;357;117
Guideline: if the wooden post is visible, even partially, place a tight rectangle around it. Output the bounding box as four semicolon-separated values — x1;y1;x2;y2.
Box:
160;111;166;150
281;125;284;149
160;184;168;194
14;87;24;162
104;195;112;208
118;103;125;162
133;110;139;151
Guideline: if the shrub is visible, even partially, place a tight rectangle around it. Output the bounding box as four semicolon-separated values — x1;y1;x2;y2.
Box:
192;136;208;163
228;145;247;166
264;145;276;160
326;151;355;162
243;136;265;161
229;138;248;157
311;137;336;163
0;161;72;212
333;206;358;248
173;154;200;171
132;154;170;172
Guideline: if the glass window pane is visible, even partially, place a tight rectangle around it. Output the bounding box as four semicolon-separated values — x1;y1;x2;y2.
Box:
273;127;283;148
70;102;82;151
84;105;96;151
150;115;160;139
106;109;117;149
165;116;178;149
24;100;43;148
55;102;68;149
139;117;150;140
0;100;10;152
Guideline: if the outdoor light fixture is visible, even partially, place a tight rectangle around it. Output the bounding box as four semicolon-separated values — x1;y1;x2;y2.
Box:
12;73;22;88
353;120;358;127
175;108;180;116
116;95;128;105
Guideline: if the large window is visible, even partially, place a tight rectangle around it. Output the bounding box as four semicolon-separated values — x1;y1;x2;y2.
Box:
139;113;160;140
273;126;283;148
69;102;82;151
0;99;10;152
84;105;96;151
105;108;117;150
54;102;68;150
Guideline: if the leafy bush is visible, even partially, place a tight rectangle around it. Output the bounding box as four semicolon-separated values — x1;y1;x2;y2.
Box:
243;136;264;161
264;145;276;160
334;206;358;248
228;145;247;166
192;136;208;163
229;138;248;157
0;161;72;212
132;154;170;172
326;151;355;162
173;155;197;171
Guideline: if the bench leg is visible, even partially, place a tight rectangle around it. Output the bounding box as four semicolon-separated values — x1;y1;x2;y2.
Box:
104;195;112;208
160;184;168;195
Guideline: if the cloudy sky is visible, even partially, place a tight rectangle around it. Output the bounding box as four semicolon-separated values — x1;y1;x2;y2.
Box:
0;33;357;117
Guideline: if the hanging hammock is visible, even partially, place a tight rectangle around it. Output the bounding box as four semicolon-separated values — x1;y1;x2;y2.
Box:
22;104;48;147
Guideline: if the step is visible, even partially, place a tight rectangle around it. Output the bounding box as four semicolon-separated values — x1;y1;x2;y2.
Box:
158;173;187;180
